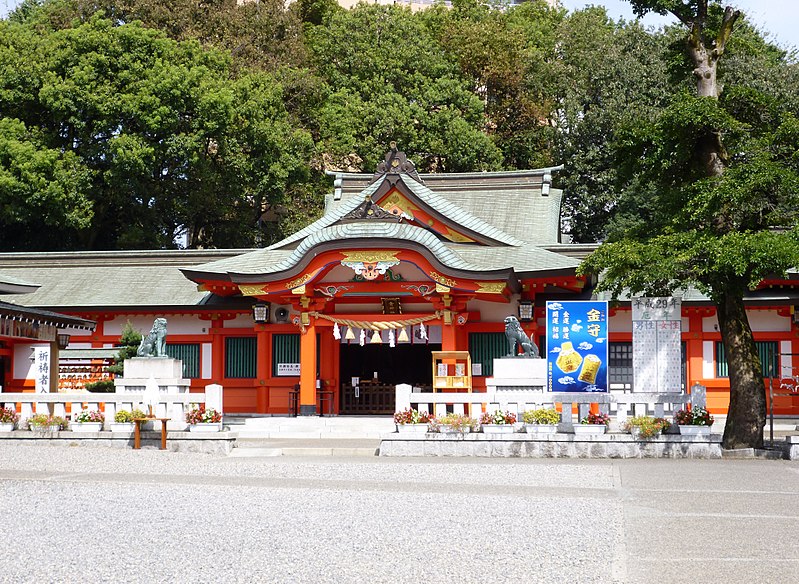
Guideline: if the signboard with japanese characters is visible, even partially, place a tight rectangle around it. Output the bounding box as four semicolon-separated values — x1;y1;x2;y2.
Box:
632;297;682;393
546;301;608;393
33;347;51;393
276;363;301;376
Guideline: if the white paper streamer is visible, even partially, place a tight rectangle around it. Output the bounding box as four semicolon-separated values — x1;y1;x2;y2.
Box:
333;322;341;340
359;328;366;346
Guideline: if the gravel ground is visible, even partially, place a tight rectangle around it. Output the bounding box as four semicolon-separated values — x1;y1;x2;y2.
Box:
1;443;797;584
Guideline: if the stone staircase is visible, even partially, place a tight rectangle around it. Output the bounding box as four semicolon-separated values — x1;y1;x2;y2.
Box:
224;415;394;457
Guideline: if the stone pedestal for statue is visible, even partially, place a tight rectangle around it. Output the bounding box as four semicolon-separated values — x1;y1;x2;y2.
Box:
485;358;548;410
114;357;190;430
489;358;547;388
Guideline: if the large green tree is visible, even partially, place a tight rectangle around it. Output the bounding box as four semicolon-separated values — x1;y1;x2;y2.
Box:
305;3;503;173
0;13;313;249
580;0;799;448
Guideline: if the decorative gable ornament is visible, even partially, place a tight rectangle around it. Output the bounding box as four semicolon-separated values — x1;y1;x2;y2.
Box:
341;194;401;222
340;251;401;281
371;142;422;184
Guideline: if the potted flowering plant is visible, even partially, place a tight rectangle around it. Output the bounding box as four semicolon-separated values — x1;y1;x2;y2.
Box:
185;404;223;432
110;408;147;432
479;410;517;434
0;406;20;431
573;412;610;435
622;416;670;440
674;406;714;436
522;408;560;434
393;408;433;433
27;413;67;432
430;412;476;434
72;408;105;432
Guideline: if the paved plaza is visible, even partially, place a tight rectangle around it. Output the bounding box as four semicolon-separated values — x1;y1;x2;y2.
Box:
0;443;797;583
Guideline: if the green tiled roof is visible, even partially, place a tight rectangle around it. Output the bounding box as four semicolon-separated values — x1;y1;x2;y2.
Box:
185;166;573;280
0;264;210;308
450;244;580;274
0;271;40;294
393;175;523;246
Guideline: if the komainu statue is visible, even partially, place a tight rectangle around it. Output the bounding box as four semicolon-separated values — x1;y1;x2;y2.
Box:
504;316;539;358
137;318;168;357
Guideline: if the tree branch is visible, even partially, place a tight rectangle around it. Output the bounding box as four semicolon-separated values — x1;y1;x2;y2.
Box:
714;6;741;57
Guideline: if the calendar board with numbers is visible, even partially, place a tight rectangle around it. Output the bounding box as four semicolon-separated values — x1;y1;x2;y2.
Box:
632;297;682;393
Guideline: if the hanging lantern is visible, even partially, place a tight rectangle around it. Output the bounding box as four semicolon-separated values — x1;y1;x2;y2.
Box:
398;327;409;343
333;322;341;340
359;329;366;346
389;329;395;347
370;330;382;344
345;326;355;341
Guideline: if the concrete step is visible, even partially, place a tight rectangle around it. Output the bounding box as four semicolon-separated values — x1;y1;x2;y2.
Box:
230;438;380;458
224;415;395;439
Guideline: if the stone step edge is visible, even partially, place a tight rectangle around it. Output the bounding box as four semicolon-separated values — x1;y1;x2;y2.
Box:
229;447;378;457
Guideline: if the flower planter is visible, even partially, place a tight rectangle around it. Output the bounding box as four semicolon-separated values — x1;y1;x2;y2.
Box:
0;422;15;432
189;422;222;433
481;424;515;434
630;427;661;440
678;425;711;436
109;422;135;433
71;422;103;433
30;424;61;433
573;424;606;435
526;423;557;435
439;425;471;434
397;423;429;434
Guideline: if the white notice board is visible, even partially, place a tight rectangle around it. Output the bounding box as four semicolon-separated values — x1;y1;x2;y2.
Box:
632;297;682;393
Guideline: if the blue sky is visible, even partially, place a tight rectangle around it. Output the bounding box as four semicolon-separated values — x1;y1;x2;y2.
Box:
0;0;797;50
560;1;798;50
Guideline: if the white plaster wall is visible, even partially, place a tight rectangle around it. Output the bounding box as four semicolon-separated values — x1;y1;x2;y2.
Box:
104;315;207;336
202;343;212;378
13;343;41;380
224;314;253;329
780;340;794;378
703;310;789;333
66;343;94;349
466;299;515;324
702;315;718;332
63;328;93;339
608;310;631;333
703;341;715;378
748;311;790;332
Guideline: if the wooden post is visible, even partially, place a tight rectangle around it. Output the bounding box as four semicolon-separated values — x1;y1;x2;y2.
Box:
299;321;317;415
256;328;269;413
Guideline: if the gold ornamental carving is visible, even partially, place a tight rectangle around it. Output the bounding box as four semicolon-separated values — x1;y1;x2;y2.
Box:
475;282;506;295
429;271;457;288
340;250;400;264
286;272;312;291
238;284;267;296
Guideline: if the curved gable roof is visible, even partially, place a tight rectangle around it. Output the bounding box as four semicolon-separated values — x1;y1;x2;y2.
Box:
271;172;522;250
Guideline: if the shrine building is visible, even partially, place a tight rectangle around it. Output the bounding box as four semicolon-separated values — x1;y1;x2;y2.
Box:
0;146;797;416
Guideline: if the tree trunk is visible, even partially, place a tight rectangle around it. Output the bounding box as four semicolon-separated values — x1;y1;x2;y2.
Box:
717;291;766;449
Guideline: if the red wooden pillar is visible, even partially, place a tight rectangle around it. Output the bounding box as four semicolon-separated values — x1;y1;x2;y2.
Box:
256;326;270;413
686;312;705;389
210;317;225;384
299;320;317;415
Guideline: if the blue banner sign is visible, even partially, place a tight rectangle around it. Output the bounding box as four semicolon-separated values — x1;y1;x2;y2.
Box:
546;301;609;392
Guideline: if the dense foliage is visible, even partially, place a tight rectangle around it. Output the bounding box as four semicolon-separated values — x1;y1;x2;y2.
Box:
0;0;797;251
580;0;799;449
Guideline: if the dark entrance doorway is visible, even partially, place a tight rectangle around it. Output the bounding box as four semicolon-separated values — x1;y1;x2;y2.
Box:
339;343;441;414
